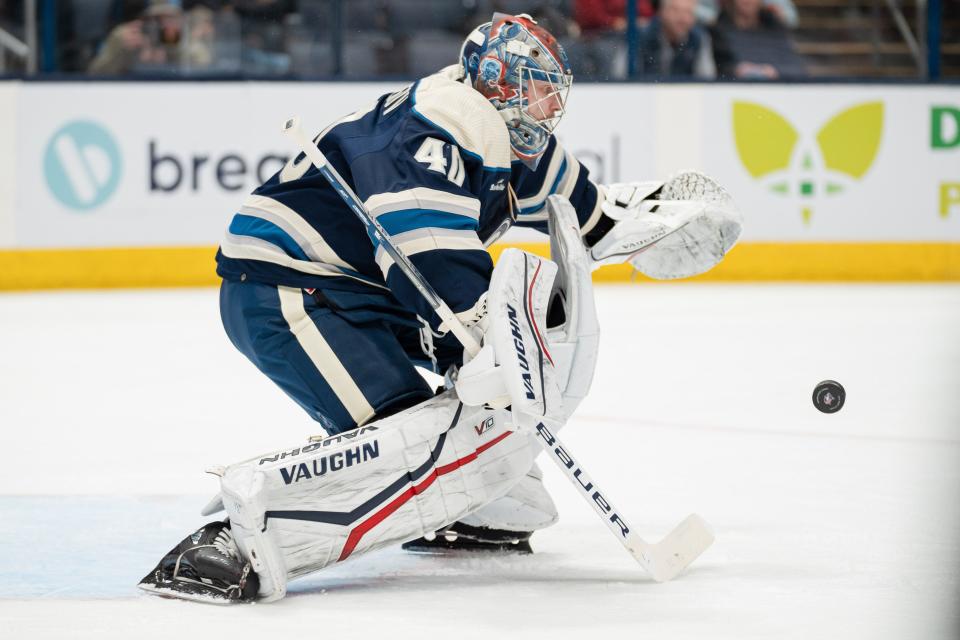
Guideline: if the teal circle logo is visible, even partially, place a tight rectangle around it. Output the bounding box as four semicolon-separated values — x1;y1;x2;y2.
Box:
43;120;122;211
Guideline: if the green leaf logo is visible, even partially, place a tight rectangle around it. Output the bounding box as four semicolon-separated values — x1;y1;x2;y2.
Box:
732;101;884;223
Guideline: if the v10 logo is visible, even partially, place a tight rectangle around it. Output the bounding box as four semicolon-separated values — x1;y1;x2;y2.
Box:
732;101;884;223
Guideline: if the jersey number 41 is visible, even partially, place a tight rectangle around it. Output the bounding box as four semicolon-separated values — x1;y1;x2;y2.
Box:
415;137;466;187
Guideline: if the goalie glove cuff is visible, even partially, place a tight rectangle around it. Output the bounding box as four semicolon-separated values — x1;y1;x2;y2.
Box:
583;211;617;248
583;181;663;249
599;181;664;220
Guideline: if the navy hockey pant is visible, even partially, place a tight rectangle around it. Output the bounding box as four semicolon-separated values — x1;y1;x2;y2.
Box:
220;279;447;435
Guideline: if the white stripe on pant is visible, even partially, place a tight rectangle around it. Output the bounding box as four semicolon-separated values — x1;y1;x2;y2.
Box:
277;285;376;426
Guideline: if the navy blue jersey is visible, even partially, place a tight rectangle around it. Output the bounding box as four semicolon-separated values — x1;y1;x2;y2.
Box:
216;66;602;333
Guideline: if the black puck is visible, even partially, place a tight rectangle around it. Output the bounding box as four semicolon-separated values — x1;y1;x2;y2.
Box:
813;380;845;413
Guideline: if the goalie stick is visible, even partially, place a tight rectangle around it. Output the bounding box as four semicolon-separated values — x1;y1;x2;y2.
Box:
282;116;714;582
282;117;481;357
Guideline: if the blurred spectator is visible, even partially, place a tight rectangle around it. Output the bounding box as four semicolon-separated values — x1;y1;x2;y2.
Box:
524;2;576;39
458;1;572;36
573;0;655;80
179;4;217;71
372;0;410;76
107;0;154;25
89;0;215;75
761;0;798;28
710;0;806;79
574;0;654;34
232;0;296;74
233;0;295;50
696;0;797;26
637;0;716;79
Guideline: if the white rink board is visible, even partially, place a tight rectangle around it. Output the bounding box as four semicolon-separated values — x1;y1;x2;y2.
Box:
1;80;959;248
0;82;17;247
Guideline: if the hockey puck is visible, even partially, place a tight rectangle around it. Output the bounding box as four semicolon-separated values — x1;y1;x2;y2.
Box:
812;380;845;414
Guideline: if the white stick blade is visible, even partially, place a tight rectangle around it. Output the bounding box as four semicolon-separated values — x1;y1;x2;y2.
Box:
646;513;715;583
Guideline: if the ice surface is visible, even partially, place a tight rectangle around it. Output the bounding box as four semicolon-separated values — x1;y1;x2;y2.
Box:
1;285;958;639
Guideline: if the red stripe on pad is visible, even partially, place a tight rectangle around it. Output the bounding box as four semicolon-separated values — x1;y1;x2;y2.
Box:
337;430;514;561
527;259;554;366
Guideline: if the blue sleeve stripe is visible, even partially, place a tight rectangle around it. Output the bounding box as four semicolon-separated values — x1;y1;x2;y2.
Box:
376;209;480;236
519;201;546;216
365;187;480;220
228;214;311;262
551;157;568;194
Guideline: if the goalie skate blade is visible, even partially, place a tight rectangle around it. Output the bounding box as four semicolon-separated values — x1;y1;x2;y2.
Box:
402;537;533;555
644;514;715;583
138;581;242;606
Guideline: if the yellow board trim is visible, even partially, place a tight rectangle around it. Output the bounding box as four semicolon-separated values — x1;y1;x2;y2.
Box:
0;246;222;290
0;242;959;291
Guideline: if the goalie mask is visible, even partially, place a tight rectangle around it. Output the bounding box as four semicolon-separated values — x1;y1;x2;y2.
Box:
460;13;573;168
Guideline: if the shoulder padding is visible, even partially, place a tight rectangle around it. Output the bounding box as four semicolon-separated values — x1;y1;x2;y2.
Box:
413;68;511;171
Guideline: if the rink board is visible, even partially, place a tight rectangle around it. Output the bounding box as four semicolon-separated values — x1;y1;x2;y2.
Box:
0;241;958;290
0;80;958;287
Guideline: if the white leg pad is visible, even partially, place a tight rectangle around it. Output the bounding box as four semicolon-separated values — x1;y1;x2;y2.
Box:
219;391;536;600
458;462;558;532
460;195;600;535
219;467;289;602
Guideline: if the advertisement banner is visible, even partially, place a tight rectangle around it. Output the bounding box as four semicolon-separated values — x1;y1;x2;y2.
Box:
11;81;654;248
15;82;380;248
2;80;959;286
700;85;960;241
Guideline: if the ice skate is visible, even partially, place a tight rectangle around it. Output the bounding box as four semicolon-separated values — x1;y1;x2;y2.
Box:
138;521;259;604
402;522;534;554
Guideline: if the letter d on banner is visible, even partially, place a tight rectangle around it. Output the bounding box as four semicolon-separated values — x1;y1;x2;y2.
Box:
931;107;960;149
